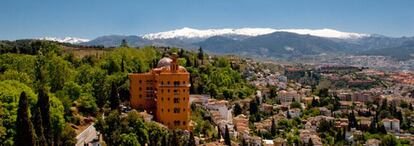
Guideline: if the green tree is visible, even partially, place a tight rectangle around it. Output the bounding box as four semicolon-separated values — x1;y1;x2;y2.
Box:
14;92;37;146
381;134;397;146
75;65;108;108
47;55;73;92
290;101;302;109
62;81;82;100
146;122;168;146
78;94;98;115
57;124;77;146
120;133;140;146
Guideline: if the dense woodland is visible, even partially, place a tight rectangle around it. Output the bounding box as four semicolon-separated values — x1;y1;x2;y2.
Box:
0;40;254;145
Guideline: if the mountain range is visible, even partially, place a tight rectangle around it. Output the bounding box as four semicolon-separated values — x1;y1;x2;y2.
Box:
42;27;414;60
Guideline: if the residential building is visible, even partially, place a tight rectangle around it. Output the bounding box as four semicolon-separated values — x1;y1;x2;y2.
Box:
382;118;400;133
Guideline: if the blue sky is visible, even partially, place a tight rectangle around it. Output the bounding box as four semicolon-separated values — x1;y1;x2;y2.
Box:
1;0;413;40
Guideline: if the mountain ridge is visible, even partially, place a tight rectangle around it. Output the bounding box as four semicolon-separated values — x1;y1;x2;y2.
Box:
142;27;370;40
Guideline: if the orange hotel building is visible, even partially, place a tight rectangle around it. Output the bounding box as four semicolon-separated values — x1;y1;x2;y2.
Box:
128;54;192;131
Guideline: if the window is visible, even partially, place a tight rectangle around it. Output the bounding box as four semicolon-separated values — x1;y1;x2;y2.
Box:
183;108;186;112
161;109;164;112
174;98;180;103
174;108;180;113
167;109;170;112
161;81;164;85
167;81;170;85
161;97;164;101
183;121;186;125
174;89;178;93
168;89;170;93
183;97;185;101
139;94;142;98
139;87;142;91
139;80;142;83
167;98;170;101
183;89;185;92
174;81;180;86
161;89;164;93
174;120;180;126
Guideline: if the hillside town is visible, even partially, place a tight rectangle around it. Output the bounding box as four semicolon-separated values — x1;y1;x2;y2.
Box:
182;58;414;145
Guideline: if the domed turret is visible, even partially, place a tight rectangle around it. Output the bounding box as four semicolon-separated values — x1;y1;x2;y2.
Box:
157;57;172;68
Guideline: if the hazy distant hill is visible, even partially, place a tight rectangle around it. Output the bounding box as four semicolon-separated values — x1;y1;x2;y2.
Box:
361;40;414;60
82;35;150;47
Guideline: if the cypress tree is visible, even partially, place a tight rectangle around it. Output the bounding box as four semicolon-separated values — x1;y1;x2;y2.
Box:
15;92;37;146
311;96;319;107
309;137;314;146
369;117;377;134
224;125;231;145
271;118;276;136
32;107;47;146
378;122;387;134
170;130;179;146
198;47;204;64
249;99;258;115
34;56;44;82
287;110;292;119
234;103;242;116
161;134;168;146
121;39;129;48
38;87;52;145
242;138;247;146
121;57;125;72
110;82;120;110
217;126;221;140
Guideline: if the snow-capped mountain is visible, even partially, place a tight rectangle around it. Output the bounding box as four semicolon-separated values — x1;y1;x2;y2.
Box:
142;27;370;40
39;37;90;44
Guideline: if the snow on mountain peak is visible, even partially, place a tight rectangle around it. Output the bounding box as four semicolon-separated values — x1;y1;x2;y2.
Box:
142;27;369;40
38;37;90;44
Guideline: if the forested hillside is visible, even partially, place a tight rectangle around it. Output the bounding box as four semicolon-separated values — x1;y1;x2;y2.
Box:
0;40;254;145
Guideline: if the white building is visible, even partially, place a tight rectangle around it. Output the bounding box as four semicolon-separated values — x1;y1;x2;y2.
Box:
206;100;233;123
382;118;400;133
76;124;100;146
277;90;301;103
